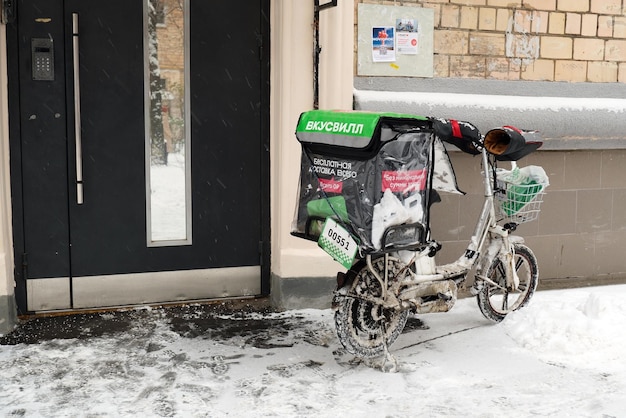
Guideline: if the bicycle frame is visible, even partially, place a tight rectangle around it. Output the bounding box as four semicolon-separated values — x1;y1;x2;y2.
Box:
363;146;521;309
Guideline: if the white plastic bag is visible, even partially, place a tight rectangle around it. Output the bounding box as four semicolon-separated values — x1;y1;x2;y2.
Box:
371;190;424;250
371;190;410;250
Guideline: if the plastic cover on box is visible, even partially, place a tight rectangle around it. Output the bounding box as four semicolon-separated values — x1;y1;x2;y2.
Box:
291;110;463;254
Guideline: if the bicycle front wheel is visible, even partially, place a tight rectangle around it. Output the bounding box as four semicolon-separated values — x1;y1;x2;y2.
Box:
477;243;538;322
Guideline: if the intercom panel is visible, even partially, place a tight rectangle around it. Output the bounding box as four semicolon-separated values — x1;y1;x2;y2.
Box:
31;38;55;81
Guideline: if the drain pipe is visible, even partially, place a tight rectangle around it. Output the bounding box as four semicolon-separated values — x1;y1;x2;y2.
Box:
313;0;338;109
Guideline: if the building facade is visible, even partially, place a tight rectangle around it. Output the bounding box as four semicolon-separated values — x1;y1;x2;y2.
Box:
1;0;625;333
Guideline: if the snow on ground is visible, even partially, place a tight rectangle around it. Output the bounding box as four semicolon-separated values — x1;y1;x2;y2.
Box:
1;285;625;417
150;150;186;241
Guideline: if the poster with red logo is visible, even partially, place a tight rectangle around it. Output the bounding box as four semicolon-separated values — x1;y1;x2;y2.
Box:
381;169;427;193
396;18;418;55
371;26;396;62
318;177;343;194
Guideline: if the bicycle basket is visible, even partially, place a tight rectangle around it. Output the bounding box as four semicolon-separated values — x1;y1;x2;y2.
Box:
494;166;548;224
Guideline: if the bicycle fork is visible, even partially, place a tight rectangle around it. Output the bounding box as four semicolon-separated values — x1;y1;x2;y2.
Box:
500;236;520;291
476;231;521;293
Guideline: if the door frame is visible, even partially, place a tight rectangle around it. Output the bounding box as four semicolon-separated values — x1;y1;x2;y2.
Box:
6;4;26;313
6;0;271;314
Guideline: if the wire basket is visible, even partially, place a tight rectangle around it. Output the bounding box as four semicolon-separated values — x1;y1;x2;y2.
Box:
495;176;546;224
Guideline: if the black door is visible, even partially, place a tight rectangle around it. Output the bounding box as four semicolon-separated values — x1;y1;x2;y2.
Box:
7;0;270;312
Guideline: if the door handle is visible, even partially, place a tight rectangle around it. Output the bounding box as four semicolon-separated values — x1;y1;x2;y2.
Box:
72;13;84;205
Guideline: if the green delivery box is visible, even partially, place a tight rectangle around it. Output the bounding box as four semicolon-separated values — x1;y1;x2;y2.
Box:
290;110;455;254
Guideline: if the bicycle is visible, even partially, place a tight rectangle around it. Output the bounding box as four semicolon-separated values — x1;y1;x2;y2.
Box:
291;110;548;362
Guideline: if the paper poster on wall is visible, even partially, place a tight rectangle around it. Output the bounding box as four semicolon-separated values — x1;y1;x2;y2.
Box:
358;4;434;77
396;18;418;55
371;26;395;62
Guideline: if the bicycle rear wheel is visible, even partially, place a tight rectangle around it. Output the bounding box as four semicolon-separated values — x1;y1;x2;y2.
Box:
334;256;409;358
477;243;538;322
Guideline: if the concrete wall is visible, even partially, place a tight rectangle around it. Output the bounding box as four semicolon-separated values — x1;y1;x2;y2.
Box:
433;150;626;290
278;78;626;308
349;0;626;292
354;77;626;290
269;0;356;309
353;78;626;142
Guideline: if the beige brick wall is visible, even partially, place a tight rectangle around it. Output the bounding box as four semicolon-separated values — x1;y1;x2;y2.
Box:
156;0;185;71
357;0;626;82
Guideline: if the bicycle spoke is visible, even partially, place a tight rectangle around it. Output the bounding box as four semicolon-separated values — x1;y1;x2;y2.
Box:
496;262;506;280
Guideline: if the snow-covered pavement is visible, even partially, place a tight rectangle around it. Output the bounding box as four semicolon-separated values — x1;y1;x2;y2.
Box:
1;285;625;417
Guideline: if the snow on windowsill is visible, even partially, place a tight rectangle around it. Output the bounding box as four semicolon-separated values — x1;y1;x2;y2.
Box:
354;88;626;149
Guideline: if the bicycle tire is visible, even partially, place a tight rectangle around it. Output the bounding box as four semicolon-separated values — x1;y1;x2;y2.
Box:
334;256;409;358
476;243;538;322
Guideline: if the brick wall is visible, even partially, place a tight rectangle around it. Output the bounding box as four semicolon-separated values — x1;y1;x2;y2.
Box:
156;0;185;71
357;0;626;82
153;0;186;149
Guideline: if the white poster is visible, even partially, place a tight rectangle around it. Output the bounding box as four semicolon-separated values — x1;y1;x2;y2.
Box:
371;26;396;62
396;18;419;55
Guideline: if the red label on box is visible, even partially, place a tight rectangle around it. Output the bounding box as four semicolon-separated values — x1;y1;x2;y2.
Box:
381;169;427;193
319;177;343;193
